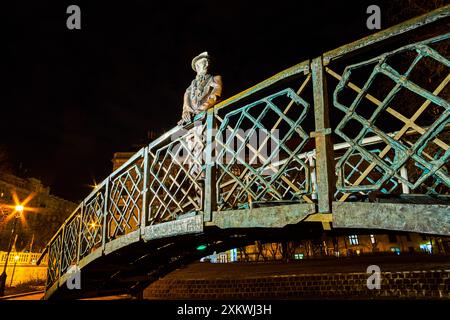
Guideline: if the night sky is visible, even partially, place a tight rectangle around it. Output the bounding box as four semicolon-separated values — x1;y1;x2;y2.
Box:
3;0;421;202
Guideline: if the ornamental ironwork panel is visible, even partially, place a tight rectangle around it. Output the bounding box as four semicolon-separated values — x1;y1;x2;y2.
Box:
147;124;206;225
331;34;450;199
60;213;80;274
215;86;313;211
334;148;400;200
46;233;62;288
107;155;144;240
80;190;105;258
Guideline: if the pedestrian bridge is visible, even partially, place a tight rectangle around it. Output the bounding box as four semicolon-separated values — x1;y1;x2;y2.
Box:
38;6;450;299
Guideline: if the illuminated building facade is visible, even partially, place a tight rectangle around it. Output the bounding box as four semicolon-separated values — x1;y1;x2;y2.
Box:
223;233;450;263
0;173;77;252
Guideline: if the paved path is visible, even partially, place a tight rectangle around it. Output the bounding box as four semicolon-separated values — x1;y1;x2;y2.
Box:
1;292;132;300
0;291;44;300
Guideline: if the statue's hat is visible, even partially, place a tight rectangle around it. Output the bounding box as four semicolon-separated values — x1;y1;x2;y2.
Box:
191;51;210;71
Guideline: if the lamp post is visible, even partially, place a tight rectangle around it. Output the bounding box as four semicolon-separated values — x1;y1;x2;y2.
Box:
9;255;19;287
0;205;23;296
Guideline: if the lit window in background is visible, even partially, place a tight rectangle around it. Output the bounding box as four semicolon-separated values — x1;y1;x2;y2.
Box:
349;235;359;245
229;248;238;262
420;242;432;254
370;234;376;244
294;253;304;260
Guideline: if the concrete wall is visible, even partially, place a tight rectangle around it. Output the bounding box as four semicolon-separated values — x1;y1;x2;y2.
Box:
144;270;450;299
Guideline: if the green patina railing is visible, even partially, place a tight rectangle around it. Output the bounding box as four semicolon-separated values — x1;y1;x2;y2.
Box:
214;88;312;210
39;6;450;295
334;33;450;196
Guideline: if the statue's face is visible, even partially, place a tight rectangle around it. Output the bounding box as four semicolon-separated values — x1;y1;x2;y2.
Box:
195;58;209;75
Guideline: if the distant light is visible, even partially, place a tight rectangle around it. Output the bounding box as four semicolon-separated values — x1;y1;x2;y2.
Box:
420;243;432;254
15;205;24;213
14;255;20;262
196;244;207;251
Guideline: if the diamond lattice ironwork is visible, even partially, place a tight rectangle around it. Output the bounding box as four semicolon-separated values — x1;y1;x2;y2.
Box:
147;123;205;224
46;234;62;288
61;213;80;274
80;191;104;258
333;35;450;197
215;88;312;210
108;161;144;239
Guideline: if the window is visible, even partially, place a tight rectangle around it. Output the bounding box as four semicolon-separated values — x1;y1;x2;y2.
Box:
229;248;238;262
349;235;359;245
370;235;376;244
294;253;304;260
420;242;432;254
390;247;401;255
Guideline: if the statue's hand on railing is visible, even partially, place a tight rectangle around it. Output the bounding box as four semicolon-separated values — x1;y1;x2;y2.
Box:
178;110;192;125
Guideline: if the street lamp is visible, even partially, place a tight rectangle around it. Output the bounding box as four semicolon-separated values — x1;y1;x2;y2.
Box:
0;205;23;296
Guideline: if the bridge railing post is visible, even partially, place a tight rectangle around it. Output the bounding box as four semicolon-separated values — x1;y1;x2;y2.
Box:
203;109;216;222
141;147;150;234
311;56;335;215
57;225;65;285
102;178;110;250
76;204;84;265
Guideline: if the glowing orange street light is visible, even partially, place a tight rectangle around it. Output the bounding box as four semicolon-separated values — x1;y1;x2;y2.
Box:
0;192;38;296
15;205;24;216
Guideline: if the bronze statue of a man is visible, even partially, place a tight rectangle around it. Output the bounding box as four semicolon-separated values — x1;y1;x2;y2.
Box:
178;52;223;125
